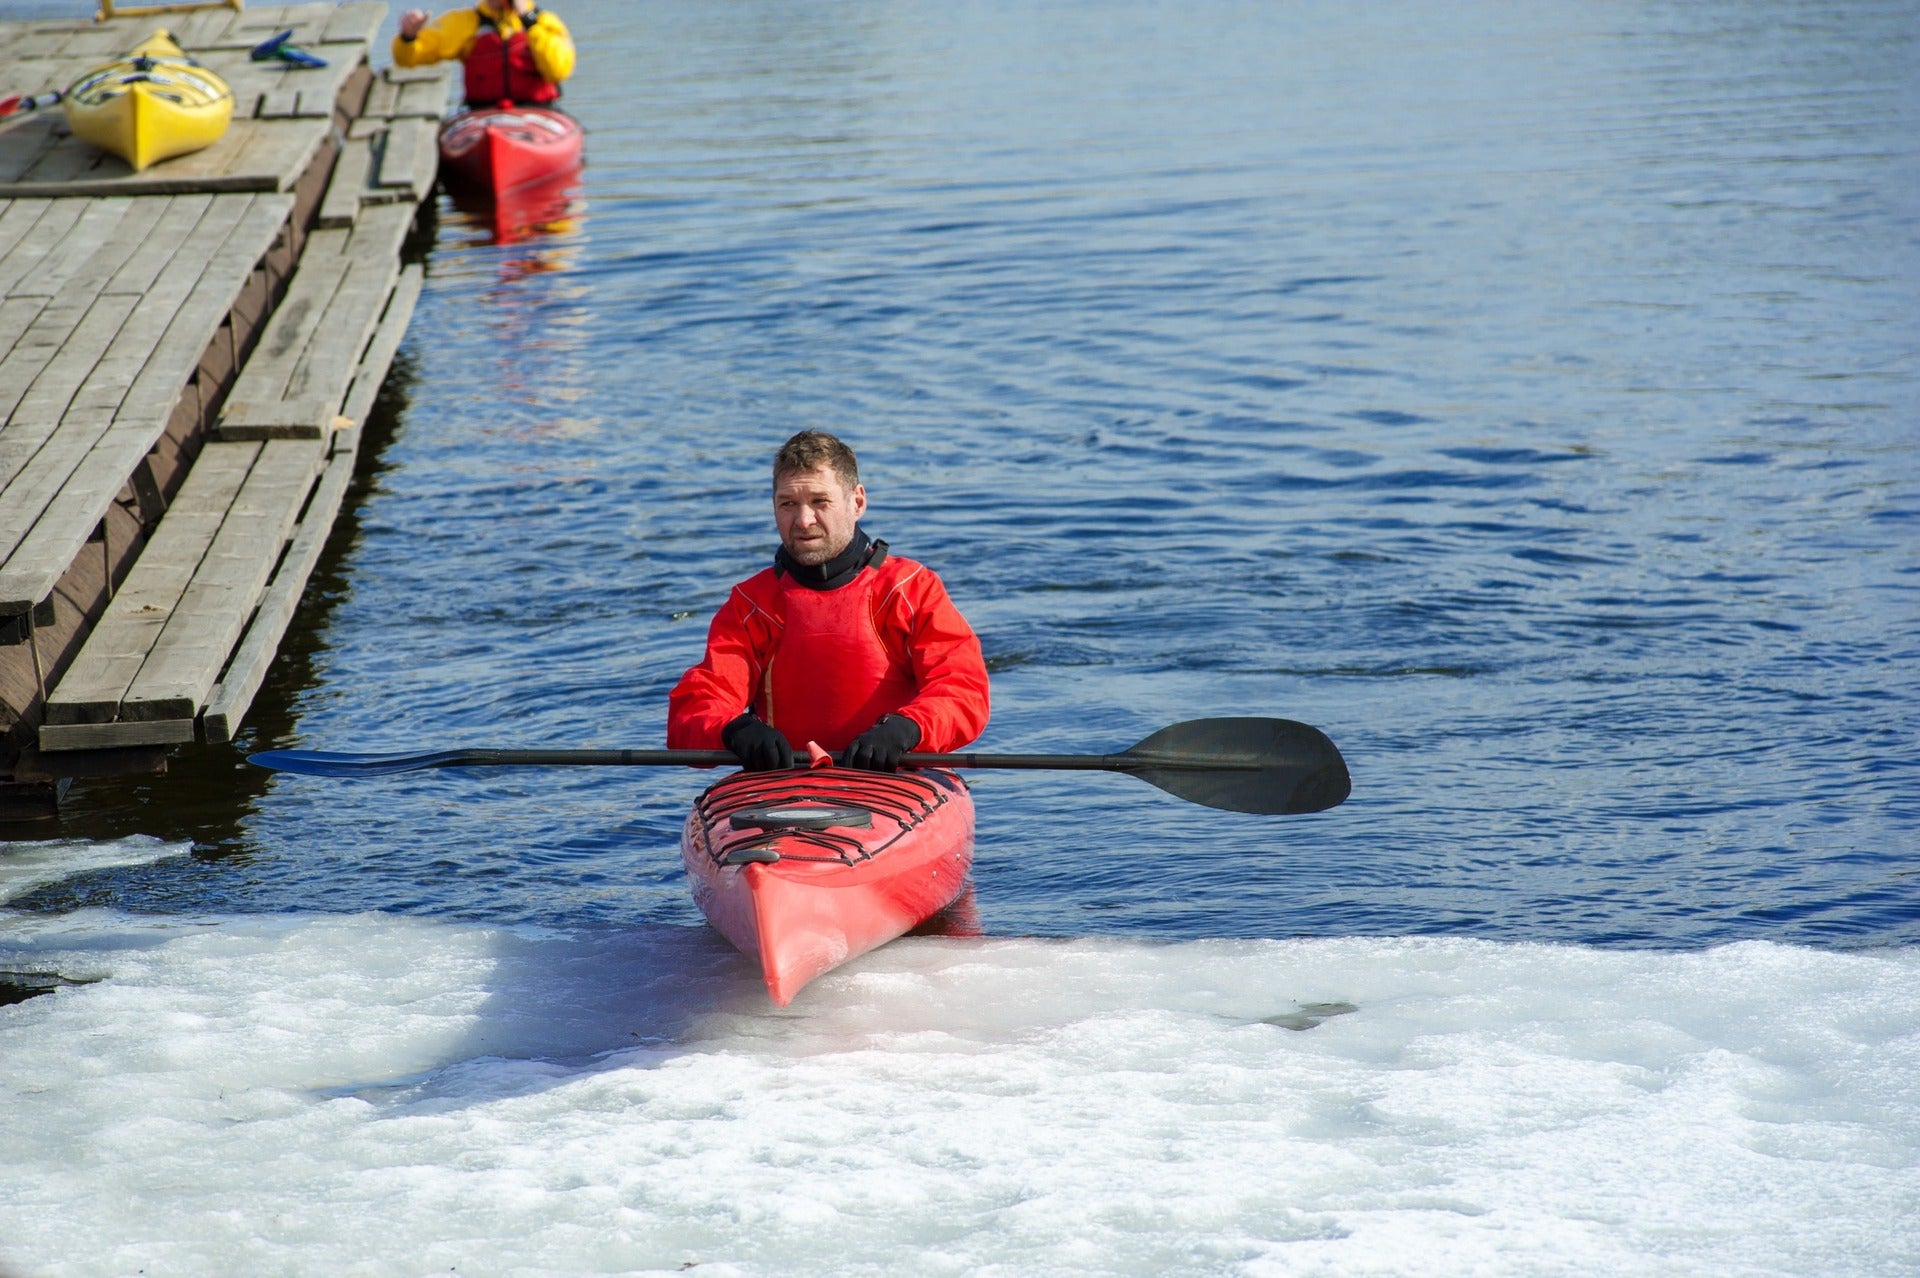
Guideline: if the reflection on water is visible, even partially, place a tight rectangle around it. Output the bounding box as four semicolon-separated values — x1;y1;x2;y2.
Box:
443;170;588;250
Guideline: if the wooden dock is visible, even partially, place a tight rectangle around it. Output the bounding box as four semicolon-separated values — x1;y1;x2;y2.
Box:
0;3;450;813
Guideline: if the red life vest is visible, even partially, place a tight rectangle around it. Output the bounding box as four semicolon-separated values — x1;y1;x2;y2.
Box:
462;12;559;106
755;561;919;753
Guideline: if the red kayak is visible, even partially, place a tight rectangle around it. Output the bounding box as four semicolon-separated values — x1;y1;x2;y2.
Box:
437;104;583;196
681;766;975;1005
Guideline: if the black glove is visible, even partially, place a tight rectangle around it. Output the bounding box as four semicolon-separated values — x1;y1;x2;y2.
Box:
721;712;797;772
839;714;922;772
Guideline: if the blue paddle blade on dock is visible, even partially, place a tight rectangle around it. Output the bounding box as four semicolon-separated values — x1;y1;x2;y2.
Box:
248;30;293;59
249;29;327;67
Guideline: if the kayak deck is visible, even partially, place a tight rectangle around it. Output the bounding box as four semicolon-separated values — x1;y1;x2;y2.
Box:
680;767;975;1005
437;105;583;196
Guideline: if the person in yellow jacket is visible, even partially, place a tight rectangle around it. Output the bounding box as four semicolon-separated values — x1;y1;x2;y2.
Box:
394;1;576;108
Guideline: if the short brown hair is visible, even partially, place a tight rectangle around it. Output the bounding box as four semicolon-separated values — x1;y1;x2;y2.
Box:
773;430;860;490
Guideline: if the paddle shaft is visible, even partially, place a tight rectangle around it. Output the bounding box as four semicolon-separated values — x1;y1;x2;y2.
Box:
315;749;1257;774
0;91;60;118
248;718;1349;813
912;751;1259;773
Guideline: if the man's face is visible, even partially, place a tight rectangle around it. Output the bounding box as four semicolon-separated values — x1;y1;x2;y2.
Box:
775;464;867;567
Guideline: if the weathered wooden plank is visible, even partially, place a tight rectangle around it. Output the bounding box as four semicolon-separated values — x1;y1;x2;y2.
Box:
8;292;140;428
258;89;301;120
116;194;293;431
193;3;331;48
66;277;191;423
291;89;332;120
222;118;331;195
323;2;386;46
161;10;232;49
384;64;452;85
345;201;417;265
0;417;110;572
223;249;352;405
100;193;218;296
124;437;324;721
223;51;354;120
376;116;426;191
218;396;337;440
0;193;290;612
6;198;132;298
0;293;57;425
317;133;374;229
0;386;106;497
203;446;354;740
41;440;261;722
0;124;61;178
338;263;424;445
408;118;441;201
287;255;397;402
2;289;137;430
47;25;125;59
0;118;66;186
362;77;399;119
0;421;61;517
0;408;197;619
0;418;135;617
0;295;50;384
2;30;78;60
20;135;124;188
0;117;327;198
0;289;98;406
296;225;353;259
223;3;335;45
16;196;167;305
395;76;452;118
0;198;83;296
0;198;57;269
37;719;197;751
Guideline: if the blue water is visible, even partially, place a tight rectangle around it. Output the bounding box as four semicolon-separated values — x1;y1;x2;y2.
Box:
17;0;1920;947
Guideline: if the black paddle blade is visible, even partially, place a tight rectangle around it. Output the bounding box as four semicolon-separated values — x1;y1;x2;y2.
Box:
1121;717;1350;815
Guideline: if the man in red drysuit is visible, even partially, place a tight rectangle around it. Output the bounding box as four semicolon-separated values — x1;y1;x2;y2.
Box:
668;431;990;772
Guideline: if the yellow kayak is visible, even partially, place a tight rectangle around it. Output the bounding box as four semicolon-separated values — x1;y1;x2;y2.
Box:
63;30;233;173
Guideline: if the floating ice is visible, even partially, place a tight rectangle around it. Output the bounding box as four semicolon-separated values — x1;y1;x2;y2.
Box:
0;835;191;905
0;911;1914;1275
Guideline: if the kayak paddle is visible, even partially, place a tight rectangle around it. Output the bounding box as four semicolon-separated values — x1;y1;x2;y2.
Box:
247;716;1349;815
0;91;61;120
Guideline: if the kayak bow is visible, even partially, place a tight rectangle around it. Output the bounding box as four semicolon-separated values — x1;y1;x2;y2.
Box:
62;29;232;173
680;766;975;1005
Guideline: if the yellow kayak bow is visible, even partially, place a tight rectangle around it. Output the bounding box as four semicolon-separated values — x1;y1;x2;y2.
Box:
63;29;233;173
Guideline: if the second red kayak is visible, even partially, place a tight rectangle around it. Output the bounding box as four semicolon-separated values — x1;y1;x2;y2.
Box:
680;766;975;1005
437;104;583;195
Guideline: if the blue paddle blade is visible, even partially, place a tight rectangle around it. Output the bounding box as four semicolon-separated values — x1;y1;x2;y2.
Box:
247;749;478;777
248;29;294;59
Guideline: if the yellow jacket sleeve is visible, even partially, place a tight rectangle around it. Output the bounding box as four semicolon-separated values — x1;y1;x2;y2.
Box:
391;8;483;68
524;11;576;84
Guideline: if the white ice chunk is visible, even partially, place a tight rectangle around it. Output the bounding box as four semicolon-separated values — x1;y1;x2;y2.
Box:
0;835;192;904
0;916;1915;1276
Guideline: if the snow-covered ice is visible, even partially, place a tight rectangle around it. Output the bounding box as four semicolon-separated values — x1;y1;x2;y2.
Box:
3;899;1915;1276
